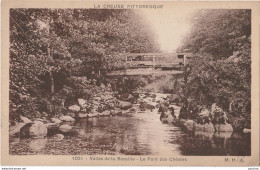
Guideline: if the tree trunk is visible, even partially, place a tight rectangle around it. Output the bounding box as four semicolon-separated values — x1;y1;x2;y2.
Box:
50;71;54;94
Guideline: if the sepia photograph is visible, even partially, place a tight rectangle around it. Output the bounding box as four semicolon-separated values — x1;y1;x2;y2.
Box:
2;0;260;166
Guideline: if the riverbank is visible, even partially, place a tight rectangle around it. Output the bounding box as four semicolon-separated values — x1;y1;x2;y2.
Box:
9;92;250;156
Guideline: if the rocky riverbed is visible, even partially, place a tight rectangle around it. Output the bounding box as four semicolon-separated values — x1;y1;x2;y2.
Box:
9;92;251;156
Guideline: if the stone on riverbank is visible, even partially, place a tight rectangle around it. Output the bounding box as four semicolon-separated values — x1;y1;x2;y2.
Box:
51;118;62;124
139;102;155;111
243;128;251;133
20;115;32;124
100;110;110;116
78;112;88;118
53;134;64;140
59;115;75;122
184;120;195;131
161;115;175;123
166;94;179;103
178;119;187;125
20;121;47;138
68;105;80;112
66;112;76;118
119;93;135;102
59;124;73;133
78;99;87;108
117;100;132;110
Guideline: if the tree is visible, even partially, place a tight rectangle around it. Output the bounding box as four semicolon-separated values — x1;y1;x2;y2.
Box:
178;9;251;119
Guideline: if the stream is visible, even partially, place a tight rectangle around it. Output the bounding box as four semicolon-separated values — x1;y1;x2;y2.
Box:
9;93;251;156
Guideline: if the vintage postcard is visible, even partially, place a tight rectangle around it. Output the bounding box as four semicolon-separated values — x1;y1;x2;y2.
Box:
1;0;260;166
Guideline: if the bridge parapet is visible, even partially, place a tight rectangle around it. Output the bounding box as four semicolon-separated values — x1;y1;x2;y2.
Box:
125;52;193;69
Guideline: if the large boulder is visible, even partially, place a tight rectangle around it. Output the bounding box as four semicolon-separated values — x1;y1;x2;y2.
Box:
59;115;75;122
20;121;47;138
68;105;80;112
117;100;132;110
10;122;26;136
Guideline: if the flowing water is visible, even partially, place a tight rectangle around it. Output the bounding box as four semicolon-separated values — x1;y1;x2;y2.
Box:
9;93;251;156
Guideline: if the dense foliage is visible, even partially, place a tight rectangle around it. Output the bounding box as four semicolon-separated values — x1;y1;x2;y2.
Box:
178;9;251;119
9;9;159;122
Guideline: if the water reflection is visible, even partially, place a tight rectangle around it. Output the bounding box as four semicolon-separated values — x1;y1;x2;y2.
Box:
9;93;251;156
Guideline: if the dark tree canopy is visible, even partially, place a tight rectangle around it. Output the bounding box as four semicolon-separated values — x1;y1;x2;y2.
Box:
9;9;160;120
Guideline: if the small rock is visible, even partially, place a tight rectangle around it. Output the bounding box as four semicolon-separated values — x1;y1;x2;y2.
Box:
101;110;110;116
120;93;134;102
53;134;64;140
100;83;106;89
88;113;99;118
243;128;251;133
66;112;76;118
114;108;122;115
45;122;59;128
117;100;132;110
34;118;46;123
51;118;62;124
42;112;48;117
59;124;73;133
92;101;99;106
93;97;101;101
150;94;156;98
78;113;88;118
178;119;187;125
139;102;155;110
199;109;210;117
184;120;195;131
78;99;87;108
110;110;116;115
59;115;75;122
166;94;179;103
68;105;80;112
20;115;32;124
